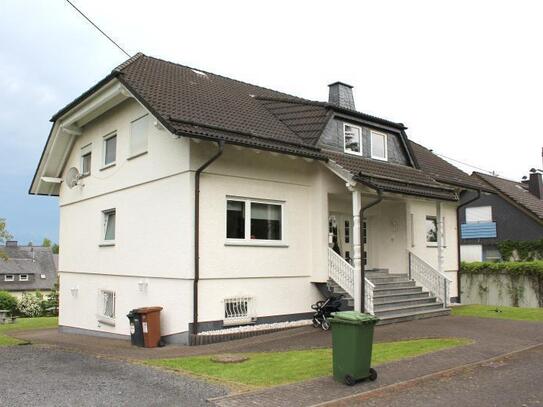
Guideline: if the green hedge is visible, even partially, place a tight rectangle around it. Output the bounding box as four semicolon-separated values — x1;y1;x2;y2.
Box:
461;261;543;277
497;239;543;261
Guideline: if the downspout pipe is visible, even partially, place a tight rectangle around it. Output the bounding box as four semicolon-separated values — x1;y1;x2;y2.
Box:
357;181;384;312
455;189;481;303
193;141;225;336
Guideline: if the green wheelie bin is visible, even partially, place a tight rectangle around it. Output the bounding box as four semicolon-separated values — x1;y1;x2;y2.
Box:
330;311;379;386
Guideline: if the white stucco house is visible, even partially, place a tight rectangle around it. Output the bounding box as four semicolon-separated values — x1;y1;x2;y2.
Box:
30;53;484;344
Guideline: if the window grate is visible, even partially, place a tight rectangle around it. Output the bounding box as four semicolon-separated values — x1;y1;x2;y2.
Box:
223;296;255;326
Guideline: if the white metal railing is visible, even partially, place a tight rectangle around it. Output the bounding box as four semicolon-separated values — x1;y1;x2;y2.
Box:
364;278;375;315
223;296;255;326
328;248;355;298
328;247;375;315
408;251;452;307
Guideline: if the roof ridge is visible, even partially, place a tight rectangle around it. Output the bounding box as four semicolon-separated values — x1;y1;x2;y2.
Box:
113;52;145;73
473;171;522;184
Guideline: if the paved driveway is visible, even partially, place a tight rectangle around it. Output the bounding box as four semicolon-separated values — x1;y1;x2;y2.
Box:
0;346;226;407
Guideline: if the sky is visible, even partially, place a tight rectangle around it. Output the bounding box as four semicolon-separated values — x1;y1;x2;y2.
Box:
1;0;542;244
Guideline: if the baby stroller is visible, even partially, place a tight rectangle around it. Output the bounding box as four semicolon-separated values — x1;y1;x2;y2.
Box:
311;294;343;330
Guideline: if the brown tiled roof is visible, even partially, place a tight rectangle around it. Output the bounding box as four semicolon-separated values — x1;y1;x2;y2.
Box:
42;53;469;201
116;54;324;159
410;141;489;191
473;172;543;221
257;97;330;145
325;150;458;200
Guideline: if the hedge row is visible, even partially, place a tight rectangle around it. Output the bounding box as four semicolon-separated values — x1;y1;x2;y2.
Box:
461;261;543;277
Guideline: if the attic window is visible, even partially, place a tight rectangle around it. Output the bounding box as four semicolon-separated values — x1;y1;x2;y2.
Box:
191;69;208;77
343;124;362;156
371;130;388;161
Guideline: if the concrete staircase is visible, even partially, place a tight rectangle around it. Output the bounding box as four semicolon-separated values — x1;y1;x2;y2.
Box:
327;269;450;324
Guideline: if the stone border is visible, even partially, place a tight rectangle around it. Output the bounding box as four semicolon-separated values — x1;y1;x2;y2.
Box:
189;326;300;346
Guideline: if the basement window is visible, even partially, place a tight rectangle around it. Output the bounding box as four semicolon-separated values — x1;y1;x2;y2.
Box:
98;290;116;325
343;124;362;155
223;296;255;326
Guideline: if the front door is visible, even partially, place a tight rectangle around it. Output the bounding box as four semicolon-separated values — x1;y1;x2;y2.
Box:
329;213;354;264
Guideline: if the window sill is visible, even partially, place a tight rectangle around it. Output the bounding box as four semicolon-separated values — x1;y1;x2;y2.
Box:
371;155;388;161
225;240;289;248
100;163;116;171
99;241;116;247
97;315;116;326
426;244;447;248
127;151;148;161
80;173;91;179
344;150;363;157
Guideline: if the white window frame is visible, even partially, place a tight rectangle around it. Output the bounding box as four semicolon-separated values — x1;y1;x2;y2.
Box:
19;274;29;282
4;275;14;282
102;132;117;169
223;296;256;326
465;206;492;224
425;216;438;246
100;209;116;246
343;123;363;156
80;143;92;176
128;114;149;159
225;197;287;247
97;289;116;325
370;130;388;161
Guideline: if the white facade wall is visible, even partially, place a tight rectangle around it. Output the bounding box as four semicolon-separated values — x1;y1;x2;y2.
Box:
406;199;459;298
55;96;461;339
58;99;194;338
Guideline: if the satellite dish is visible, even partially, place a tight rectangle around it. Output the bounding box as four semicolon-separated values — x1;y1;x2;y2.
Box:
65;167;81;189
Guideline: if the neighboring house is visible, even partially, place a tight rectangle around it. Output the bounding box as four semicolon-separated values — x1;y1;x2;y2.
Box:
459;169;543;261
0;241;58;299
30;53;480;344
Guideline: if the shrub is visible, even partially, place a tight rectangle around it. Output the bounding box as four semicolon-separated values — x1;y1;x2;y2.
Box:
461;261;543;277
0;291;18;314
43;285;59;316
18;292;44;317
497;239;543;261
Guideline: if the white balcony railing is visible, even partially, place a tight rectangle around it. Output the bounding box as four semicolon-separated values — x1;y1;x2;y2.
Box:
408;251;451;307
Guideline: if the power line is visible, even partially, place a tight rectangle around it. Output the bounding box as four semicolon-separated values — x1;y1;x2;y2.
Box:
65;0;131;58
434;152;495;175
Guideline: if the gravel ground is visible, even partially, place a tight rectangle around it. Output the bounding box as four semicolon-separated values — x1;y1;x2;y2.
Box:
0;345;227;407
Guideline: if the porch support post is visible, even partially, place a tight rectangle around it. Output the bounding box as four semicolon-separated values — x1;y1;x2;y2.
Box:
436;201;444;274
351;188;362;312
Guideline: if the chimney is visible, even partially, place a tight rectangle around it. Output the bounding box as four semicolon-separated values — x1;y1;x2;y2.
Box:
328;82;355;110
528;169;543;199
5;241;17;247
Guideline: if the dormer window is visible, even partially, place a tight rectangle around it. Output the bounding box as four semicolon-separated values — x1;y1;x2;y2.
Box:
343;124;362;155
371;130;388;161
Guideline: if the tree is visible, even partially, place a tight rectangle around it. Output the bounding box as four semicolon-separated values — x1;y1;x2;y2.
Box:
52;244;59;254
42;238;52;247
0;218;12;261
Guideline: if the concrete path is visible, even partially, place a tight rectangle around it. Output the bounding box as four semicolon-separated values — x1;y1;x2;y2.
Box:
342;343;543;407
0;346;226;407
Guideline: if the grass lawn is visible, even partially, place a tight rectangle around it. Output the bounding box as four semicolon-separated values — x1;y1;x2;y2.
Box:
0;317;58;347
452;305;543;322
148;337;471;387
